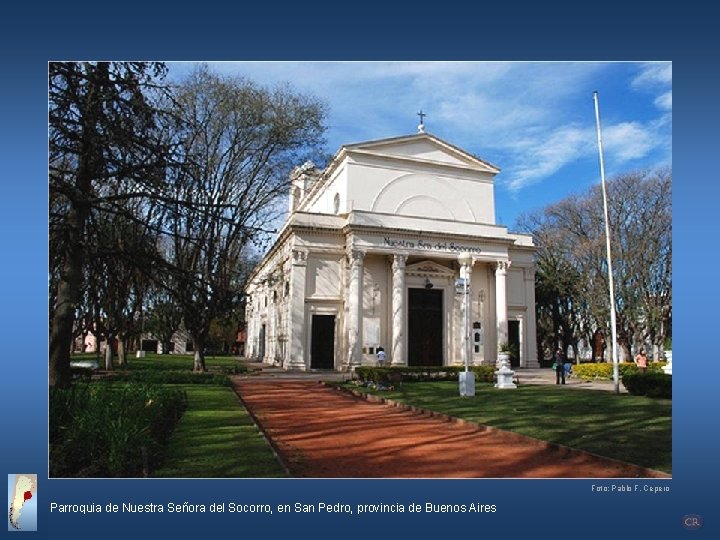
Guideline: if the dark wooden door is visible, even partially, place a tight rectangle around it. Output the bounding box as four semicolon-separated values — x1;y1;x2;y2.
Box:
508;320;520;367
311;315;335;369
408;288;443;366
258;324;266;360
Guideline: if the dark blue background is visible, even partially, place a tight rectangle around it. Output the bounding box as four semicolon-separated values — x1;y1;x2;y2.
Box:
1;2;716;538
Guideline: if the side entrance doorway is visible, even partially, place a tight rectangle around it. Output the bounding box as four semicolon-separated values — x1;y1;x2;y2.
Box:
258;324;266;360
311;315;335;369
508;320;520;367
408;288;443;366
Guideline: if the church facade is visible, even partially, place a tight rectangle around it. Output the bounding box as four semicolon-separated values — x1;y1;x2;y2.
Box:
245;131;538;370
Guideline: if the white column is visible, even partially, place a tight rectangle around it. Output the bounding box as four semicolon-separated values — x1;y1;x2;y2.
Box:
268;283;277;364
253;308;262;359
248;311;255;358
287;249;307;370
495;260;510;353
391;254;407;366
346;249;365;369
245;300;254;358
524;267;539;367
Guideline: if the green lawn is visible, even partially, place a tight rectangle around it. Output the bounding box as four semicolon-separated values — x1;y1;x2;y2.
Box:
346;381;671;473
153;385;286;478
67;352;280;477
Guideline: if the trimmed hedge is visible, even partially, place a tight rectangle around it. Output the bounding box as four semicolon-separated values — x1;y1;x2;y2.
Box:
114;370;232;386
217;364;248;375
573;362;667;381
354;365;497;384
621;371;672;399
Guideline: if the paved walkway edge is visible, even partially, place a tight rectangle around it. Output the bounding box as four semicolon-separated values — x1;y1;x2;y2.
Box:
323;382;670;479
232;380;292;477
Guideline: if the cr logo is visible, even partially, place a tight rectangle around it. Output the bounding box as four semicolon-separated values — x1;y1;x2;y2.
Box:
682;514;703;530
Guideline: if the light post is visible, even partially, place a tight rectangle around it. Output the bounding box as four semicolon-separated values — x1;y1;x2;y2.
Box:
593;91;620;394
457;252;475;396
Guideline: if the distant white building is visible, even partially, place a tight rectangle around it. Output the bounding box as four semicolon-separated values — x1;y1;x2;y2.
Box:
245;131;538;370
73;328;193;355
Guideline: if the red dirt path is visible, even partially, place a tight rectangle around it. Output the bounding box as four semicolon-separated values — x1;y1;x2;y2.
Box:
233;379;668;479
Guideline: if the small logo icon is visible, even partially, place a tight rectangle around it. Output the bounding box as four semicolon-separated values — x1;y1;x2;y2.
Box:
7;474;37;532
682;514;703;530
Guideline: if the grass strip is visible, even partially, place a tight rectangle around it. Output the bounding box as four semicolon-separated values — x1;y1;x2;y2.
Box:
343;381;671;473
153;385;286;478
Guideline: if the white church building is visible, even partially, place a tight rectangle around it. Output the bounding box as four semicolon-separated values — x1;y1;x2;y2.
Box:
245;129;538;370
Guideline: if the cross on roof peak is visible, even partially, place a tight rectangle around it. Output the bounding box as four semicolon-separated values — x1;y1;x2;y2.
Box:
417;110;426;133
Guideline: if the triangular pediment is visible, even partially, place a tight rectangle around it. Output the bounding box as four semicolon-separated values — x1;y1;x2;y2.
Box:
404;260;457;277
344;133;499;173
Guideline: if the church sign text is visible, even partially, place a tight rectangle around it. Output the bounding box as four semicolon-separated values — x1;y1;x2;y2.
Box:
382;237;482;255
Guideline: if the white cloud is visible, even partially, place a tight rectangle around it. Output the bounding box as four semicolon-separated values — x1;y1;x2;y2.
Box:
631;62;672;112
655;91;672;110
602;122;655;161
502;120;660;192
632;62;672;88
503;124;595;192
166;62;670;195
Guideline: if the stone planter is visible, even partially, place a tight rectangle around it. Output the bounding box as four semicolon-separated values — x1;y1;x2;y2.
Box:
495;351;516;389
497;351;511;369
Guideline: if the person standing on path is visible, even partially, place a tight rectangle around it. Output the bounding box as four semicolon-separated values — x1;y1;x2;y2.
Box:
376;347;386;366
634;349;648;373
554;349;566;385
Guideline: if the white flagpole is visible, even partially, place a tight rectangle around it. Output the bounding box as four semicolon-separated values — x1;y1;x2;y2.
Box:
593;91;620;395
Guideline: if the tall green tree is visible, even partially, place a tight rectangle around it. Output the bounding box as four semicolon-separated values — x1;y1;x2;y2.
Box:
49;62;170;387
165;66;326;371
520;169;672;361
144;292;184;355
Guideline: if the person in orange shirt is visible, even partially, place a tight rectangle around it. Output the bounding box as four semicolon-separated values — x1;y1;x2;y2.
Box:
634;349;648;373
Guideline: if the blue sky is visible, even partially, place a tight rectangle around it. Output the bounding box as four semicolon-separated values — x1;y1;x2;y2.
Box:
168;61;671;228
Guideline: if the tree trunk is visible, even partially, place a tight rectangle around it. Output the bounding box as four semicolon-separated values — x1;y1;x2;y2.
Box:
192;334;207;371
49;278;76;388
49;66;100;388
49;206;87;388
105;339;114;371
117;339;127;366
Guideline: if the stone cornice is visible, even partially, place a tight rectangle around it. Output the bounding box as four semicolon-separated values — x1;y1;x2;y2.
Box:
342;222;523;248
343;132;500;173
247;210;535;290
345;149;496;180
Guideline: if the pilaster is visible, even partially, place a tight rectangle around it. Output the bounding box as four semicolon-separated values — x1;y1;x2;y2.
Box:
524;266;539;367
287;249;308;370
495;260;510;356
346;249;365;368
391;254;407;366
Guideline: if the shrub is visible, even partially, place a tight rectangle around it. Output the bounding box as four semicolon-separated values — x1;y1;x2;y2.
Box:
50;382;188;477
354;365;497;384
217;364;248;375
573;362;666;381
621;371;672;399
